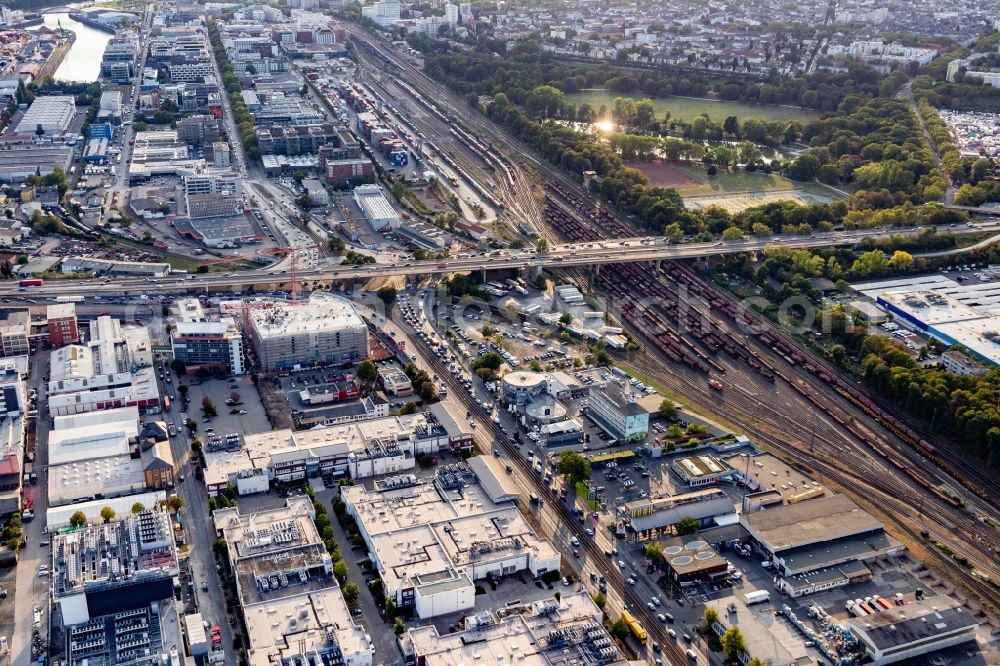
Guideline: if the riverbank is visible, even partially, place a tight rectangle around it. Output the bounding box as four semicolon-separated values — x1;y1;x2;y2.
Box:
35;30;74;81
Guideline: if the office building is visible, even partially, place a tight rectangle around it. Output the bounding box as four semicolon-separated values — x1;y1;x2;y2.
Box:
377;366;412;396
52;508;179;626
203;406;471;497
353;184;399;231
941;350;987;376
212;141;231;168
403;591;624;665
15;95;76;135
47;302;79;349
588;378;648;442
342;466;560;618
171;298;245;375
98;90;123;121
670;455;732;486
212;497;373;666
247;293;368;371
302;179;328;206
0;312;30;358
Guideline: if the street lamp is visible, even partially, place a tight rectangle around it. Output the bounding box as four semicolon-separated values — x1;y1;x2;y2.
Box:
739;452;751;515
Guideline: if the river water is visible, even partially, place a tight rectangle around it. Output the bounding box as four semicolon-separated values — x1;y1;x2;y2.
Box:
36;11;113;83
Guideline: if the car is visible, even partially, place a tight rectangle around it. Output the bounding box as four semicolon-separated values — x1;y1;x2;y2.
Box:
201;582;208;591
570;536;579;546
561;577;570;586
651;596;662;606
627;577;637;585
584;527;594;536
39;540;49;546
658;613;667;623
573;549;580;558
617;560;625;568
647;602;656;610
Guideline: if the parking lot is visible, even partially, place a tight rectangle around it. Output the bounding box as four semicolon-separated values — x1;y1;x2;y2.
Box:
169;372;271;447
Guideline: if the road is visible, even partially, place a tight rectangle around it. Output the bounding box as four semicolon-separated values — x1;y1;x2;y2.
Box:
7;222;1000;299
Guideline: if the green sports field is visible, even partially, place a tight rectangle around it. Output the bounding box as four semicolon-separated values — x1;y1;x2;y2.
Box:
565;90;821;124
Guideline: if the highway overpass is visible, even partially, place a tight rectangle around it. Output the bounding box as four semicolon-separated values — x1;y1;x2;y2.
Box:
5;222;999;298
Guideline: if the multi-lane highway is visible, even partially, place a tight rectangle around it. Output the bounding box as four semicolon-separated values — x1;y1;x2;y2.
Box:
5;223;997;297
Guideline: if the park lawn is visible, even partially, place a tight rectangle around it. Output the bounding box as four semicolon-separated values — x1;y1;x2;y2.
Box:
564;90;820;124
668;164;799;196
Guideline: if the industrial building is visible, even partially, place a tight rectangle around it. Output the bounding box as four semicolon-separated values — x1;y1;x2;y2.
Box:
661;537;729;584
342;465;560;618
52;508;179;626
741;494;902;597
671;455;732;486
402;591;626;666
617;488;736;542
704;597;796;666
246;293;368;371
0;360;25;513
847;596;978;665
47;302;79;349
854;274;1000;367
47;316;160;417
60;256;172;277
0;145;74;182
203;405;472;496
15;95;76;135
353;184;399;231
170;298;245;374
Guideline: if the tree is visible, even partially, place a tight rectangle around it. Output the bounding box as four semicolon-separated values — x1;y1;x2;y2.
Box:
167;495;185;512
535;237;549;253
557;450;591;485
721;226;745;241
593;592;606;609
333;561;349;581
131;502;146;514
559;312;573;325
704;607;718;631
748;659;767;666
609;618;630;639
170;359;187;375
201;396;217;418
392;617;406;635
721;626;747;661
357;359;378;384
98;506;115;523
377;286;397;309
185;418;197;433
658;399;676;420
399;401;418;415
69;511;87;528
342;582;360;604
676;516;699;535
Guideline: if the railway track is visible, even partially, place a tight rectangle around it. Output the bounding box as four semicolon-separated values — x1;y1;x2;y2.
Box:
347;25;1000;614
393;309;694;664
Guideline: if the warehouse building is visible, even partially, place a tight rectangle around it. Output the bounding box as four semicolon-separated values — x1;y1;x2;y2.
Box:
704;598;796;666
741;494;902;597
15;95;76;135
342;466;560;618
854;274;1000;367
0;145;74;182
247;293;368;371
617;488;735;542
353;184;399;231
847;596;978;665
402;591;626;666
661;537;729;584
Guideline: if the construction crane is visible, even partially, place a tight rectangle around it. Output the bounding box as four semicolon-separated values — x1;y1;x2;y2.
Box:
252;243;318;304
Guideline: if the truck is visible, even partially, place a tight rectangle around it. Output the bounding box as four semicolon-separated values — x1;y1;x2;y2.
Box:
744;590;770;605
18;279;42;287
163;396;171;412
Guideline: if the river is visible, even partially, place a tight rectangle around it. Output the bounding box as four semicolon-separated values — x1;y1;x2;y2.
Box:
35;11;113;82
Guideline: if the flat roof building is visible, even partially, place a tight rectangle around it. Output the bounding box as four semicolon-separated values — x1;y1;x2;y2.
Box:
0;145;74;182
588;378;648;442
618;488;735;542
247;293;368;371
671;455;732;486
342;465;560;618
353;184;399;231
47;302;79;349
16;95;76;135
848;596;978;665
171;298;245;375
705;598;796;666
52;508;178;626
660;537;729;584
402;591;626;666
